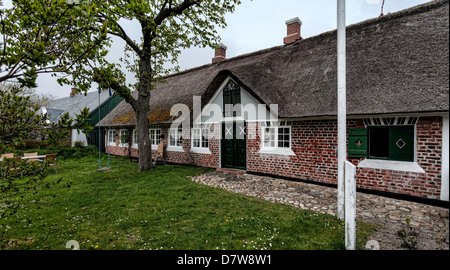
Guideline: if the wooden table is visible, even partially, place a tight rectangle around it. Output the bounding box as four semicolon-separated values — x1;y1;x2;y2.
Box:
0;155;46;162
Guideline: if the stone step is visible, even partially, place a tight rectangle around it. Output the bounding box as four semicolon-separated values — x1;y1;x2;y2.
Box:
216;168;246;176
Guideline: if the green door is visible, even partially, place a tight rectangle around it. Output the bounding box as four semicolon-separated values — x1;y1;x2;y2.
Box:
221;122;246;170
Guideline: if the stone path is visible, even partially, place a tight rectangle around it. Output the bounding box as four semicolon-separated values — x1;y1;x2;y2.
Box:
189;171;449;250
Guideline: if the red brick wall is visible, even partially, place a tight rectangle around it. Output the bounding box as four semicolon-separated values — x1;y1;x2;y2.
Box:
352;117;443;199
106;117;443;199
247;119;344;184
247;117;443;199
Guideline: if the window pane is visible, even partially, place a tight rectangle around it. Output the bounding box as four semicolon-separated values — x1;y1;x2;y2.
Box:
149;129;155;145
202;127;209;148
369;127;390;159
264;127;275;147
177;127;183;146
109;130;115;144
169;129;176;146
193;129;200;148
155;129;161;145
278;127;290;148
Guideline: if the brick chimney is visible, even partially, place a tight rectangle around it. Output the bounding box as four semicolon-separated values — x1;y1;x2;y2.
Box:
283;17;303;45
70;88;78;98
212;43;227;64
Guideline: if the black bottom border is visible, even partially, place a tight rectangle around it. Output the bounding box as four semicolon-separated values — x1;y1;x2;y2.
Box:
3;250;449;268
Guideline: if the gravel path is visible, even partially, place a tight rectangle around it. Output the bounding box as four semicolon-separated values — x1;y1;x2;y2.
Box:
189;171;449;250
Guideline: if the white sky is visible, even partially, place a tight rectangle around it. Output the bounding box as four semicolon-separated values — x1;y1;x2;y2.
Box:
2;0;431;98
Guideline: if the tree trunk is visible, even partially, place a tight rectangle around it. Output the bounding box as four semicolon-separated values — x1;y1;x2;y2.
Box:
134;54;153;171
135;97;152;171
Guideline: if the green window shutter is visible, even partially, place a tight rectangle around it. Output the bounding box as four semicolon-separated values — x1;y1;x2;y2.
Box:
389;126;414;162
348;128;367;158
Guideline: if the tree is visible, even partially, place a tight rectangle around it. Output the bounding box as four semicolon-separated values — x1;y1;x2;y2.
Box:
58;0;242;171
0;82;92;152
0;0;110;88
0;82;90;248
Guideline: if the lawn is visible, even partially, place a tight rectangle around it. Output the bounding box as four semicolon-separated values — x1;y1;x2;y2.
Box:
2;152;375;250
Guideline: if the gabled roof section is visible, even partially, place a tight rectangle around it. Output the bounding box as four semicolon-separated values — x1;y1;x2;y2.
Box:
47;90;111;122
98;0;449;127
45;108;65;123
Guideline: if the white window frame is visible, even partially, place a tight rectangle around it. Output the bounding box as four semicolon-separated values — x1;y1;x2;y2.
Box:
191;126;211;154
132;129;138;148
119;129;128;147
259;125;295;156
149;128;162;150
108;129;116;146
168;126;184;152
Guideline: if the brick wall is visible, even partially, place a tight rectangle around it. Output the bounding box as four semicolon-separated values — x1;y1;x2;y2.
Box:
106;117;443;199
247;117;443;199
247;119;344;184
352;117;443;199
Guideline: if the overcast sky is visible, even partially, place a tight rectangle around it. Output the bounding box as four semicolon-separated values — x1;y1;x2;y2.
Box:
3;0;431;99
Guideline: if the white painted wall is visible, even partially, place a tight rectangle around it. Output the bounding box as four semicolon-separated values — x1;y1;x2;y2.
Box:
199;77;270;124
71;129;88;147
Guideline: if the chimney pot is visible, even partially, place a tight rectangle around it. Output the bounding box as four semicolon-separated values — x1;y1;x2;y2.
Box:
212;43;227;64
283;17;303;45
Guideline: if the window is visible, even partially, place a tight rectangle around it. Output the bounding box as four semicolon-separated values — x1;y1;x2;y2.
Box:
192;128;201;148
278;127;290;148
108;129;116;146
348;125;415;162
201;126;209;148
169;127;183;147
119;129;129;147
368;126;414;162
149;128;161;146
368;127;389;159
192;127;209;149
263;126;291;149
132;129;138;148
263;127;275;147
223;80;241;117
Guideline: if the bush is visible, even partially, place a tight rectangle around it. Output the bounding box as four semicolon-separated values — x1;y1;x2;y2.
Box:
74;141;85;148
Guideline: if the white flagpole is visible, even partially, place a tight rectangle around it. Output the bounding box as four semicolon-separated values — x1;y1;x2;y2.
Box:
337;0;346;221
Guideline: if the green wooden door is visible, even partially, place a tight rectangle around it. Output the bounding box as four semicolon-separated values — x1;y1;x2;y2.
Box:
221;122;246;170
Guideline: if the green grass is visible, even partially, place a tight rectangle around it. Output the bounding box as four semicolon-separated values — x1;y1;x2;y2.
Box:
2;153;375;250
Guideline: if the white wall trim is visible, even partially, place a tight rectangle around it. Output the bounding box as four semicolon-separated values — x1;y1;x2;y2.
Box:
190;148;212;155
358;159;425;173
166;146;184;152
441;116;449;201
259;148;296;156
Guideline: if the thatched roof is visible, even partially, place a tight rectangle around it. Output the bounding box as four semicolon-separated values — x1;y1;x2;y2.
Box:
98;0;449;127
